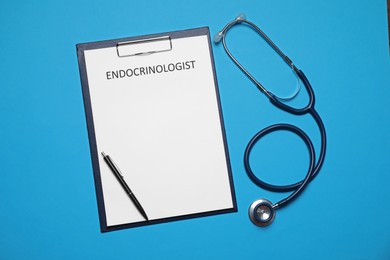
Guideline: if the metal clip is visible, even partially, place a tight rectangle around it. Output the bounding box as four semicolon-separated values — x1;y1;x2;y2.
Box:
116;36;172;57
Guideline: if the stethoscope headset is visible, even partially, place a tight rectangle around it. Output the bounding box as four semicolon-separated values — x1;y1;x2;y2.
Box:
214;14;327;227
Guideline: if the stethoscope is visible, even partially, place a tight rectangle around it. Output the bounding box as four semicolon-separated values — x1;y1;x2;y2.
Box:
214;14;327;227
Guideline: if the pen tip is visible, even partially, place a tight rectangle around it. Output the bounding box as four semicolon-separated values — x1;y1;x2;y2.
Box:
142;213;149;221
101;151;106;157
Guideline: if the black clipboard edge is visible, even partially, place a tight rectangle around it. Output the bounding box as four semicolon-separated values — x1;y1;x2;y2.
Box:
76;27;237;232
76;44;108;232
103;207;237;233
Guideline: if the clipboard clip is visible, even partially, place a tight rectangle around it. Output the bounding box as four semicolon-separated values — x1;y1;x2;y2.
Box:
116;36;172;57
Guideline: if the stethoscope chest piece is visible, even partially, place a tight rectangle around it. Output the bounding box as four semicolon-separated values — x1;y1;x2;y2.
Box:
249;199;275;227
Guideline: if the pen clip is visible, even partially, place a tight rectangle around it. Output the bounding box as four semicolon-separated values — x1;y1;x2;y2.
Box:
111;160;124;178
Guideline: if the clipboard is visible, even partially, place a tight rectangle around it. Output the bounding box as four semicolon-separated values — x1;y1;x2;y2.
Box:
76;27;237;232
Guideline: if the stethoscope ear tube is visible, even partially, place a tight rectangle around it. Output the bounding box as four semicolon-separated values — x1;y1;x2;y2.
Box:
269;70;315;115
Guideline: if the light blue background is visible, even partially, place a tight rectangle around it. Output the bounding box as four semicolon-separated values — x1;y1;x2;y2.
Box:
1;0;389;259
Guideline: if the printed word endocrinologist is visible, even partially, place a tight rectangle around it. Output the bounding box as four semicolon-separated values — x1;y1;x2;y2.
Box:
106;60;196;80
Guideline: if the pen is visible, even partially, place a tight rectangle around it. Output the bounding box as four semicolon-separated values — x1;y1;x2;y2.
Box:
101;151;149;221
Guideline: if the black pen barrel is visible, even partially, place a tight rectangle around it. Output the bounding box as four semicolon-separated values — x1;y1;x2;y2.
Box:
101;152;149;221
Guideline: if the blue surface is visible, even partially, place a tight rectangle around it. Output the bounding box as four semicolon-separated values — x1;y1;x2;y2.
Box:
1;0;389;259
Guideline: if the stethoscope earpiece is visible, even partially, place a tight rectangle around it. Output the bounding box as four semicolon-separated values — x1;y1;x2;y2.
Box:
235;13;247;21
213;13;247;44
213;31;223;44
249;199;275;227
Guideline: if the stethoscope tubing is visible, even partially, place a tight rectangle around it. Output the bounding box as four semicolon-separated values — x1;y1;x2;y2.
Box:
269;70;327;183
243;123;315;209
243;74;327;209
